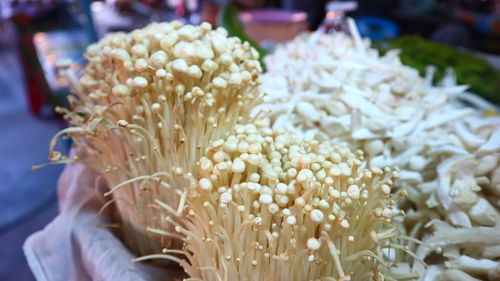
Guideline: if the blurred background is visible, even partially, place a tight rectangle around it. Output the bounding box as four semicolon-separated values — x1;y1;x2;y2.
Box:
0;0;498;280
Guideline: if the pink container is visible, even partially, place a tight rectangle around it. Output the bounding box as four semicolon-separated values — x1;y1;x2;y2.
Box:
239;9;308;44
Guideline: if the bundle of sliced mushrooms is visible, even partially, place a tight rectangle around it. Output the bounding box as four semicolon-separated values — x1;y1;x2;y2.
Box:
44;20;499;281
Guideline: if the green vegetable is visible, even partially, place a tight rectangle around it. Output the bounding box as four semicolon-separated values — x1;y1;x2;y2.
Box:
376;36;500;104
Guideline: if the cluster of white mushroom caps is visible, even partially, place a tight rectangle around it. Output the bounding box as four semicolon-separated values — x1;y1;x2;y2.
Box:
45;21;262;256
157;123;423;281
258;26;500;280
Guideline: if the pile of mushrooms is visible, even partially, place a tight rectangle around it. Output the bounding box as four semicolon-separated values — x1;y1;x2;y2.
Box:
258;24;500;280
43;21;262;257
40;20;500;281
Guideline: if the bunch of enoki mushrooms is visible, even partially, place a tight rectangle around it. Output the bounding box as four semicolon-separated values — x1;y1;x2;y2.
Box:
39;20;498;281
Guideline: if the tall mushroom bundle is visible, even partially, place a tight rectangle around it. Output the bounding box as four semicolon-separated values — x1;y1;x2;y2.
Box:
160;123;426;281
42;21;263;256
258;26;500;280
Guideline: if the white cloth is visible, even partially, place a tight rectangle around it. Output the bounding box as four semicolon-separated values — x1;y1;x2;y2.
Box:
23;162;184;281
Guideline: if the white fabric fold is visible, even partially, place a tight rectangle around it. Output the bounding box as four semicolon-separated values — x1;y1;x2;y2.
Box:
23;162;183;281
